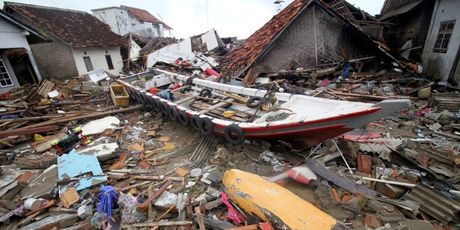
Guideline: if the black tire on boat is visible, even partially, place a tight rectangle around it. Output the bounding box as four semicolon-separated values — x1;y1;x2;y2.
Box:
127;88;134;100
134;92;142;104
180;85;192;94
191;115;202;130
199;89;212;100
138;92;144;103
130;89;138;103
160;102;169;115
224;124;245;144
146;97;154;110
152;98;161;112
200;117;214;137
246;96;264;108
167;106;179;121
178;110;189;125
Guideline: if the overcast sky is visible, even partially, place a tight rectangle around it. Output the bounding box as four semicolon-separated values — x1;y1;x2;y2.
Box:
0;0;385;39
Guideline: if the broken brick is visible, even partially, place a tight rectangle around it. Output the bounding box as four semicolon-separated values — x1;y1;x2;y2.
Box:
363;214;382;229
415;153;431;167
357;154;372;174
375;182;406;199
60;187;80;208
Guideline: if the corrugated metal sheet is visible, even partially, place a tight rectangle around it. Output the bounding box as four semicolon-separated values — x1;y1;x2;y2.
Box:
403;184;460;224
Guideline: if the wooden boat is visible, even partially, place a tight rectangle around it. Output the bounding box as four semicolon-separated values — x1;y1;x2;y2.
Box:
116;69;410;145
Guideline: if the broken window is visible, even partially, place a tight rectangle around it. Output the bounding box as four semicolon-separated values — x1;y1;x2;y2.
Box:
0;57;14;87
83;56;93;72
433;20;456;53
105;55;114;70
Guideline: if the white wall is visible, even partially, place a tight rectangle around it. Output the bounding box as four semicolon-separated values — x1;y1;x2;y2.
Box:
92;7;164;38
129;39;142;60
127;14;161;38
0;17;41;92
92;8;129;35
0;18;31;50
72;47;123;76
422;0;460;81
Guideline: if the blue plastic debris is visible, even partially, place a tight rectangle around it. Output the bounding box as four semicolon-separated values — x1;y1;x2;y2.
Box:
97;186;118;217
157;89;174;100
57;149;107;193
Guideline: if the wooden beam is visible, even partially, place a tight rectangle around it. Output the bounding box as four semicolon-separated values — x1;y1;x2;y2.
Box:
26;105;142;128
195;206;206;230
0;125;59;138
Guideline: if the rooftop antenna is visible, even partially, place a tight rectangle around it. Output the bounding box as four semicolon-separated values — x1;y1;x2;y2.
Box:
274;0;285;13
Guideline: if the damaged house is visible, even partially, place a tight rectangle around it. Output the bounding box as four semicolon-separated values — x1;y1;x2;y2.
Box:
422;0;460;84
0;9;46;93
380;0;460;85
92;5;172;38
379;0;436;61
3;2;126;79
223;0;403;86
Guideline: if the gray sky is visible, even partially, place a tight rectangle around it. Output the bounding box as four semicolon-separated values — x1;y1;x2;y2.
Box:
0;0;385;38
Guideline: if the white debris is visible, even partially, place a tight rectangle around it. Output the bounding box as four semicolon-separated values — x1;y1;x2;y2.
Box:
47;90;59;98
82;116;120;136
154;191;178;208
87;68;109;83
79;143;119;161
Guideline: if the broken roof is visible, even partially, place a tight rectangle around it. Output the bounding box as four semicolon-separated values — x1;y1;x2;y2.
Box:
0;9;47;44
379;0;424;21
222;0;306;77
222;0;396;79
120;5;172;30
4;2;126;49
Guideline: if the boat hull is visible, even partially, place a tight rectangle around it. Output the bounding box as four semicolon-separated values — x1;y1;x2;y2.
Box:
115;71;409;145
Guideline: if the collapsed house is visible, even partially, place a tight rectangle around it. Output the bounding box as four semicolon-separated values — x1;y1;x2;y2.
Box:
145;28;224;73
379;0;436;61
379;0;460;85
3;2;126;79
223;0;407;86
92;5;172;38
0;9;46;93
422;0;460;84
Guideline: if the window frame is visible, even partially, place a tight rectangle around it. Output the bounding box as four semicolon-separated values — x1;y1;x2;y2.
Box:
433;20;456;53
83;56;94;72
0;57;14;88
105;55;114;70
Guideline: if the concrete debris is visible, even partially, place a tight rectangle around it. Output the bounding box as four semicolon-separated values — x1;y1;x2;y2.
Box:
19;165;58;200
78;142;118;161
81;116;120;136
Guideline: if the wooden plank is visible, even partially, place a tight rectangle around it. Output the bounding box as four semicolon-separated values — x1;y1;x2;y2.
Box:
0;114;69;123
199;98;234;114
0;125;59;138
190;103;248;122
175;95;197;104
195;206;206;230
192;101;251;118
26;105;142;128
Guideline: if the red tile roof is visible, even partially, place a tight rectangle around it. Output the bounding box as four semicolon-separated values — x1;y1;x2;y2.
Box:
222;0;307;77
121;5;172;30
4;2;126;48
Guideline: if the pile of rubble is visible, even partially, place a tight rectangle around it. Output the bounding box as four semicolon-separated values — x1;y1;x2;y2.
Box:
0;64;459;230
1;2;460;229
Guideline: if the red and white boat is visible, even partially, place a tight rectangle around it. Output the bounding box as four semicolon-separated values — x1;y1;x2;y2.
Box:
116;69;410;145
